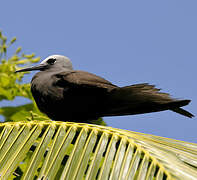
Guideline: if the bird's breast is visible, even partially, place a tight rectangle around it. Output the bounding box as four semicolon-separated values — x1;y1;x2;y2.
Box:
31;73;64;114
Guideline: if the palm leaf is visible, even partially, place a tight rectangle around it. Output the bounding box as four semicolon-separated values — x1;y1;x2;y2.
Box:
0;121;196;180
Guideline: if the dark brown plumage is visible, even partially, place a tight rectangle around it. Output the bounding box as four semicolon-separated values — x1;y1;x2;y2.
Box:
15;55;194;122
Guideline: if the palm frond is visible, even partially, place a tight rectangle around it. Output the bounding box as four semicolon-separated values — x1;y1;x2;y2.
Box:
0;121;196;180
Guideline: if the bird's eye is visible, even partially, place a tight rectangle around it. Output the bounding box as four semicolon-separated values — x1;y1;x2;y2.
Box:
47;58;56;65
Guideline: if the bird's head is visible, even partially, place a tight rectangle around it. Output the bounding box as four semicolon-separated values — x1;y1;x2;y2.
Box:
15;55;73;73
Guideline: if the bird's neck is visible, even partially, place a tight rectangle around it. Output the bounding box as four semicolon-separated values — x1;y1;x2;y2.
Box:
42;67;72;73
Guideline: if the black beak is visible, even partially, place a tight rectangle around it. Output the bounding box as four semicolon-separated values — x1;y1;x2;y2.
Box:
15;64;48;73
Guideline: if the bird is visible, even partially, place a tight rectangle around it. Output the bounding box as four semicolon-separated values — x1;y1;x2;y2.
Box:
15;55;194;123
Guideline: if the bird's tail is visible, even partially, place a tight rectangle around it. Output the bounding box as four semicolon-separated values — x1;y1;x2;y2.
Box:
104;83;194;118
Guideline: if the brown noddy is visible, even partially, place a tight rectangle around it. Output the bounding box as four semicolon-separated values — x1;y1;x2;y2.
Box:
15;55;194;122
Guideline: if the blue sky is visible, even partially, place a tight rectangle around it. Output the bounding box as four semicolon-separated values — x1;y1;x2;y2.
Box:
0;1;196;142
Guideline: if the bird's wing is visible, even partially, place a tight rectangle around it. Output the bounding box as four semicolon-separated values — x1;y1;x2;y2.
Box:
53;70;118;120
54;70;117;90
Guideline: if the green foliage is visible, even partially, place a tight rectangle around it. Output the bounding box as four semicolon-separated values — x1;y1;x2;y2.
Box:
0;31;49;122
